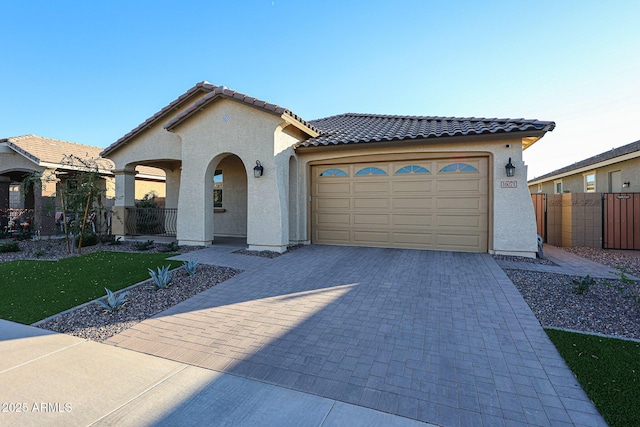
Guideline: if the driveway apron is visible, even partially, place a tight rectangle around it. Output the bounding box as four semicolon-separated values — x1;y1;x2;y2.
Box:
108;245;606;426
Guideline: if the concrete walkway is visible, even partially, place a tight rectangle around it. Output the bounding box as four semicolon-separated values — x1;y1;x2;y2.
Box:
494;245;639;280
0;244;609;426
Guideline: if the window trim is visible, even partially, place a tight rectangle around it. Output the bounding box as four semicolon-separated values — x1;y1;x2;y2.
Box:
554;179;563;194
583;171;596;193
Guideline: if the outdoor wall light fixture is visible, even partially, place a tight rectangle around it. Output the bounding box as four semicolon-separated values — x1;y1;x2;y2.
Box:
253;160;264;178
623;181;631;188
505;158;515;177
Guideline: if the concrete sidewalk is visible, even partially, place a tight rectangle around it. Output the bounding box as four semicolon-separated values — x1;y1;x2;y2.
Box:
494;244;639;280
0;320;433;426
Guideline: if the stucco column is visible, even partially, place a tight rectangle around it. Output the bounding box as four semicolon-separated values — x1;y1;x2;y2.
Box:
492;154;538;257
246;162;289;253
176;166;213;246
164;168;181;209
112;169;137;237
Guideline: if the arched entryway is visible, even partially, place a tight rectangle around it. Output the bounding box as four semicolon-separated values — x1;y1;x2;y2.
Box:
211;154;248;241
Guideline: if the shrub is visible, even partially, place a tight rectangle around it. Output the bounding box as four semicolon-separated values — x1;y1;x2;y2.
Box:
97;288;128;312
76;233;98;248
573;275;596;295
183;259;199;276
149;265;172;289
134;240;154;251
159;241;180;253
0;241;20;253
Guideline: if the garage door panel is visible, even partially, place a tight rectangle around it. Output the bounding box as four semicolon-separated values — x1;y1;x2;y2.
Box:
353;182;389;194
437;197;482;210
392;197;433;210
316;197;350;209
353;230;390;244
316;213;350;225
354;198;389;209
437;214;485;228
316;229;351;244
353;214;389;225
392;180;433;193
393;214;432;227
393;232;433;246
436;179;481;192
316;182;350;194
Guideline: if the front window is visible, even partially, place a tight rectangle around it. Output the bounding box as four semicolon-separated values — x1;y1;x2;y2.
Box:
554;180;563;194
584;172;596;192
214;170;223;207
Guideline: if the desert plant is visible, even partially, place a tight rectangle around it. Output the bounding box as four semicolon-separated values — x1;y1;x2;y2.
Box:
149;265;172;289
97;288;128;312
159;241;180;253
573;275;596;295
0;241;20;253
183;259;199;276
134;240;154;251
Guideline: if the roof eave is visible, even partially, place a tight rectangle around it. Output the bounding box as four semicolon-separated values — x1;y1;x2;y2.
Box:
528;150;640;185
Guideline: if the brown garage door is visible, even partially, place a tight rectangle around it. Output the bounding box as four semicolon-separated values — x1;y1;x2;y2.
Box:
311;157;488;252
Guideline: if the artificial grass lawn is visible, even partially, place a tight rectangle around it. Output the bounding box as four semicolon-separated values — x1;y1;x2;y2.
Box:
0;251;182;324
546;329;640;427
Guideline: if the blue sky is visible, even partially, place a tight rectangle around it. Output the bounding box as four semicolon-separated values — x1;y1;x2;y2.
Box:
1;0;639;178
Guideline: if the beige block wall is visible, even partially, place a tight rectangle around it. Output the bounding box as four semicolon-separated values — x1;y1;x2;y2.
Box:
543;193;602;248
134;179;166;200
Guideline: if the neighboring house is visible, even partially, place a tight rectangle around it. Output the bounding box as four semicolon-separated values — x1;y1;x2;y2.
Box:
528;139;640;194
101;81;555;257
0;134;165;235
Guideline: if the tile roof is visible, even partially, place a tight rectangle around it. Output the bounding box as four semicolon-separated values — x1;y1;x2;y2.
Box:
101;81;216;157
529;138;640;182
297;113;556;147
163;85;320;135
1;135;165;178
2;134;114;171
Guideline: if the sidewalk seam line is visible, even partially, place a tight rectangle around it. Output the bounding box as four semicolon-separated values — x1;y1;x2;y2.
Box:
0;339;87;375
86;364;190;426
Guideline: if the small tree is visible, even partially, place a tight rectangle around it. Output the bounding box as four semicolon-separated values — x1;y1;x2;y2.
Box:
24;155;109;254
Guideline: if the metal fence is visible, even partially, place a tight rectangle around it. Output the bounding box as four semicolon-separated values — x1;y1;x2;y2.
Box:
125;208;177;236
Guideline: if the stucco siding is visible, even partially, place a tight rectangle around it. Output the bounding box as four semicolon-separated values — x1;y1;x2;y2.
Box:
213;155;247;237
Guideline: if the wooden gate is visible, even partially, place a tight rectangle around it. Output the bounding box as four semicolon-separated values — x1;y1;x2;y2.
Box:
603;193;640;250
531;193;547;242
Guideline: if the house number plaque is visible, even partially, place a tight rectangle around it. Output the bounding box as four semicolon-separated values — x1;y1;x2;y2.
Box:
501;181;517;188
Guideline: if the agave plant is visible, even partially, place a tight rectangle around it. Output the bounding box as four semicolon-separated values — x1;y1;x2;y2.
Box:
98;288;128;312
183;259;199;276
149;265;173;289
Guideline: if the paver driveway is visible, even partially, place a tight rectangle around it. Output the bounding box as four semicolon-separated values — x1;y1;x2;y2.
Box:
107;245;605;426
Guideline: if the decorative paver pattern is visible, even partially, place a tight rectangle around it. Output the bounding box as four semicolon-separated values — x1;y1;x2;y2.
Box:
107;245;607;426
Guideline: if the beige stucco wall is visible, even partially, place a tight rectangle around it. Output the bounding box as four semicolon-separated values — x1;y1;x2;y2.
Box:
171;99;302;250
296;135;539;257
134;179;166;200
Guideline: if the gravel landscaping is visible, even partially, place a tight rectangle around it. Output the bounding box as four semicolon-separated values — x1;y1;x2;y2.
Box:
35;265;241;342
502;247;640;341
